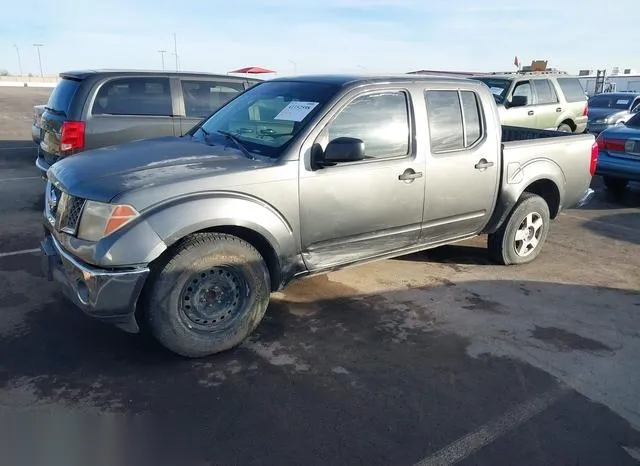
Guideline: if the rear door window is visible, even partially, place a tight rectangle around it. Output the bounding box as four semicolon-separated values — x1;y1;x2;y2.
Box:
181;80;245;118
92;77;173;116
46;78;81;115
533;79;558;104
425;90;485;154
556;78;587;102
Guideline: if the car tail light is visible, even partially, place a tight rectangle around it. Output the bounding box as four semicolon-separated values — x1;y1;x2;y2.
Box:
590;140;599;176
596;135;625;152
60;121;85;153
582;104;588;117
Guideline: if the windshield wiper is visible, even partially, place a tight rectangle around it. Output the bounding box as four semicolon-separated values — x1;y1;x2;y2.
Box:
217;130;255;160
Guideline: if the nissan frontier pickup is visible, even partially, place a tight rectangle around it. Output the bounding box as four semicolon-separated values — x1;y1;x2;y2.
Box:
40;74;598;357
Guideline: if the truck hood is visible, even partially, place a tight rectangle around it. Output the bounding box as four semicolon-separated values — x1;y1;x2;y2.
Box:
49;136;269;203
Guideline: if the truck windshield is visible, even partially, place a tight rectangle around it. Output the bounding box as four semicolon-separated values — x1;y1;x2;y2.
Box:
193;81;340;158
471;78;510;103
588;94;636;110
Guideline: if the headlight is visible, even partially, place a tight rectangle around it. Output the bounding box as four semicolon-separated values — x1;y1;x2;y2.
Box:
76;201;139;241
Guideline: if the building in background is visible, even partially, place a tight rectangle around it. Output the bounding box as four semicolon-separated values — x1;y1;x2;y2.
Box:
577;67;640;96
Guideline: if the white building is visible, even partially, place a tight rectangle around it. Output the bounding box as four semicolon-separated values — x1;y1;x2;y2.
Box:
577;67;640;96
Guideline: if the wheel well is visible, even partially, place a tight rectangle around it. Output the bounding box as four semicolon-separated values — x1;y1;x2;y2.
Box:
523;179;561;218
560;119;575;131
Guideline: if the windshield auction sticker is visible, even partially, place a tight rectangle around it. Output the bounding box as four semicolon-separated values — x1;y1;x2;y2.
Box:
274;101;320;122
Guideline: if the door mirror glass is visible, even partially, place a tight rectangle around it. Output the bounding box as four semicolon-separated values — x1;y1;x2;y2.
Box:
508;95;528;108
323;137;365;163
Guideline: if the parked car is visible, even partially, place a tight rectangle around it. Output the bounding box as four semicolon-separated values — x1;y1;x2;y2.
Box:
40;74;597;357
586;92;640;135
471;72;588;133
594;111;640;193
34;70;261;176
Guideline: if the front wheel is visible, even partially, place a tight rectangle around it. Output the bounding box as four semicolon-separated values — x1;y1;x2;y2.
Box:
144;233;270;358
487;193;551;265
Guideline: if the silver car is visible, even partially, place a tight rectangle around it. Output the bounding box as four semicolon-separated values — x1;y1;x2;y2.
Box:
587;92;640;134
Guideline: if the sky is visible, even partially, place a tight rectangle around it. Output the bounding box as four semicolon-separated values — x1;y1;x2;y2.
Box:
1;0;638;77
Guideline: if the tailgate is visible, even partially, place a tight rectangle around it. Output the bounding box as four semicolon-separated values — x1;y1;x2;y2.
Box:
40;78;82;162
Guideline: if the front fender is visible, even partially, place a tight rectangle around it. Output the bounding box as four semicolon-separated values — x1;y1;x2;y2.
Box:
142;191;296;262
483;157;565;234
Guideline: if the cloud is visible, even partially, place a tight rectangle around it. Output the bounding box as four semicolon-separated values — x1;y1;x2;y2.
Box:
0;0;637;76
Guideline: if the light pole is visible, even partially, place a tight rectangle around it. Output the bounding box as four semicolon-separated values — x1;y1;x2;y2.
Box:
33;43;44;77
173;33;179;71
158;50;166;70
14;44;23;77
288;60;297;75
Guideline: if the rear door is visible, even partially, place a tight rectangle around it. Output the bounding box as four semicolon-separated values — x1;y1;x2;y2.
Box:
421;88;500;242
532;78;561;130
39;77;82;163
177;78;248;134
84;76;177;150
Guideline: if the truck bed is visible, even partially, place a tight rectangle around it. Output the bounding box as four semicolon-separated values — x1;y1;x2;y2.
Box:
501;125;579;142
500;125;596;213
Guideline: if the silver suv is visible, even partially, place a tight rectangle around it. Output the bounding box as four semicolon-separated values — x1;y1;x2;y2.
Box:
471;72;588;133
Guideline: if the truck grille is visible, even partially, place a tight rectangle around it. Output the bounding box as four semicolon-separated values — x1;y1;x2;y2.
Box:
45;182;85;235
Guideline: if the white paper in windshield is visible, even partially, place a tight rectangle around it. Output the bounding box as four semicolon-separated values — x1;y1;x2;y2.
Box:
489;87;503;96
616;99;629;105
274;101;319;122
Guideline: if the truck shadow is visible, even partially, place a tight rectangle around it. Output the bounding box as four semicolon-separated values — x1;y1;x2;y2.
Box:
581;212;640;245
0;274;639;464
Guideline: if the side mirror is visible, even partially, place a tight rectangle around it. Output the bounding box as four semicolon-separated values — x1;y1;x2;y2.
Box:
322;137;365;164
507;95;528;108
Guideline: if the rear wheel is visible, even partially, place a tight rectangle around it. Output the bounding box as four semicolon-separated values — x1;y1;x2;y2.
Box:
557;123;573;133
488;193;551;265
145;233;270;358
603;176;628;195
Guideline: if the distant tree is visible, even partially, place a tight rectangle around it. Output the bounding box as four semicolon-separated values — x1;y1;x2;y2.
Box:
0;70;8;76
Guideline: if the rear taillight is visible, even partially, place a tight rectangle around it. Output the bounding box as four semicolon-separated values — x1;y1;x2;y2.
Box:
590;140;599;176
582;104;588;117
60;121;85;153
596;135;625;152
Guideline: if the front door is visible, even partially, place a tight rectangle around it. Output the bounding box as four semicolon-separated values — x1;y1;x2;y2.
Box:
422;89;500;242
178;79;247;134
299;89;425;271
502;79;538;128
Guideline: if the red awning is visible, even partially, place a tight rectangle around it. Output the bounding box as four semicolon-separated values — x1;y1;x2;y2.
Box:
228;66;275;74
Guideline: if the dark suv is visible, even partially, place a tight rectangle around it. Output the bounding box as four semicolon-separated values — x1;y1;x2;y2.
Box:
35;70;260;175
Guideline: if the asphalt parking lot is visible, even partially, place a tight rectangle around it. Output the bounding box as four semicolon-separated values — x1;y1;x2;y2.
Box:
0;86;639;465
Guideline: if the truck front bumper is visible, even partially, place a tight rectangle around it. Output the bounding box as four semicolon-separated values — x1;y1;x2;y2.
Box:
41;233;149;333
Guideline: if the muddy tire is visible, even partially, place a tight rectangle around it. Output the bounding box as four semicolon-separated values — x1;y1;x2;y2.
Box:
145;233;270;358
487;193;551;265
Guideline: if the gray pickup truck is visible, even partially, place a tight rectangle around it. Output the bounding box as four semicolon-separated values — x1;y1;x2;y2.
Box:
41;74;597;357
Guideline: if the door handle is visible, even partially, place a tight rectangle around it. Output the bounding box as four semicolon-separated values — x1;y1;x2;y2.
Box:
528;110;535;116
398;168;423;182
475;159;494;170
556;107;563;112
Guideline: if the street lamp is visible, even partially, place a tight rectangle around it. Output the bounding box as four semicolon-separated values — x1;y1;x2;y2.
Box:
33;43;44;77
158;50;167;70
14;44;23;77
